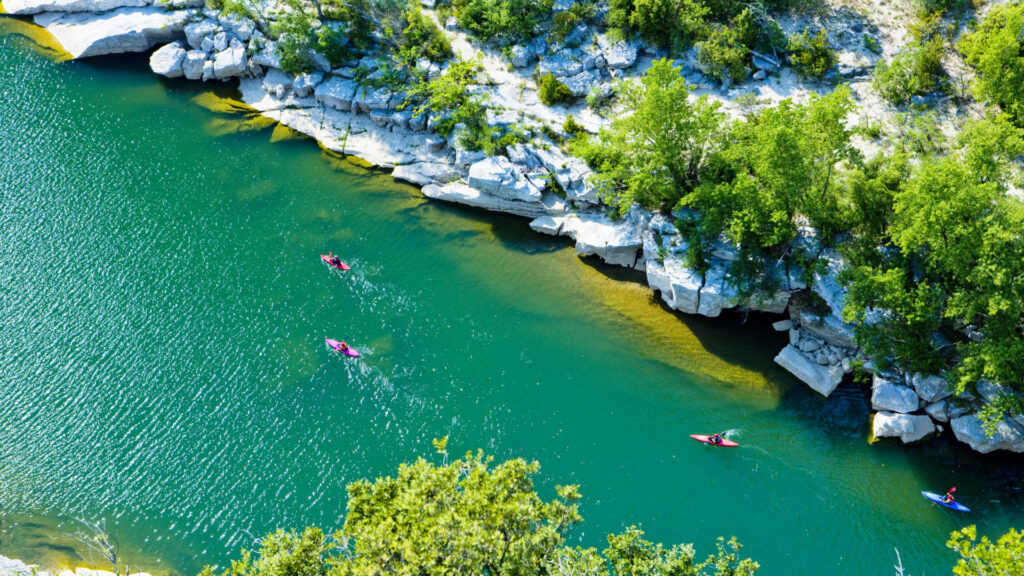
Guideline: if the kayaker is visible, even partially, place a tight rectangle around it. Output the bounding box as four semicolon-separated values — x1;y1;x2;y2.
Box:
329;252;342;267
941;489;955;504
709;433;723;445
339;341;349;352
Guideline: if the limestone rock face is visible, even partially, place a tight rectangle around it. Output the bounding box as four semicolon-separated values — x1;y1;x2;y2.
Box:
184;18;218;49
212;43;246;78
262;68;293;99
391;162;459;187
873;412;935;443
4;0;151;14
292;71;323;97
596;34;638;69
538;52;584;78
315;77;359;112
421;183;546;219
467;157;542;203
149;41;187;78
35;7;193;59
562;70;602;97
774;344;844;396
560;213;643;268
911;373;952;403
925;399;949;423
951;414;1024;453
871;377;920;414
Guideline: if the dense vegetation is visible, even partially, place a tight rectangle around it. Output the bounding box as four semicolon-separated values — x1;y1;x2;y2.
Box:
948;525;1024;576
574;58;1024;427
959;2;1024;124
873;12;949;104
451;0;555;44
201;443;760;576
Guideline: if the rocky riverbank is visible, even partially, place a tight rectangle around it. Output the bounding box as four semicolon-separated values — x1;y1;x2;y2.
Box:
0;555;154;576
3;0;1022;454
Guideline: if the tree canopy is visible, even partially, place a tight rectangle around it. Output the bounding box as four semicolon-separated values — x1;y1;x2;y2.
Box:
200;448;758;576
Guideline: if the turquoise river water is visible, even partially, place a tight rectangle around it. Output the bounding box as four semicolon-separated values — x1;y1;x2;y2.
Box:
1;22;1021;576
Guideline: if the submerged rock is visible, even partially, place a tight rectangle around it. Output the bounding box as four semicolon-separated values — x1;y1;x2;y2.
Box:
873;411;935;443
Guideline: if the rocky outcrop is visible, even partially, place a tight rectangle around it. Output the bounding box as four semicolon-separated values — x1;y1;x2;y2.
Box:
212;41;246;78
871;377;920;414
467;156;542;202
774;344;844;397
910;372;951;403
34;6;192;59
422;183;550;219
951;414;1024;453
873;412;935;443
596;33;638;69
392;162;460;187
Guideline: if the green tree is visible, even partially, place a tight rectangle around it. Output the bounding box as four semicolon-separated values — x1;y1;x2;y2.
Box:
572;58;726;213
948;526;1024;576
960;2;1024;123
452;0;554;44
200;449;759;576
696;24;750;83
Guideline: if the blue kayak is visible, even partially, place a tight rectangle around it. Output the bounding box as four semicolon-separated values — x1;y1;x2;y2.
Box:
922;491;970;512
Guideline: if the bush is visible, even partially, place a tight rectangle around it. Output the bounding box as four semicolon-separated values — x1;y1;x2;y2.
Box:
563;115;586;137
696;25;749;83
787;27;836;80
538;73;575;105
873;13;948;104
452;0;554;44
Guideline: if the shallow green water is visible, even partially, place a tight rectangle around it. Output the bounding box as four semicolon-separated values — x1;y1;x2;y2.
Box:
1;26;1021;576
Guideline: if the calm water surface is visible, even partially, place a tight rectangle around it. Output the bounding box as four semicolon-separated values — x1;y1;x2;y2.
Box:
1;23;1021;576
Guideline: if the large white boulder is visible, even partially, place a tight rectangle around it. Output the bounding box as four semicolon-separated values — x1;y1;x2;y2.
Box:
467;157;542;202
3;0;150;14
149;41;187;78
34;6;192;59
181;49;206;80
212;43;246;78
250;40;282;69
262;68;293;99
951;414;1024;454
292;71;323;97
911;372;952;403
421;183;545;219
871;377;920;414
873;411;935;443
774;344;844;397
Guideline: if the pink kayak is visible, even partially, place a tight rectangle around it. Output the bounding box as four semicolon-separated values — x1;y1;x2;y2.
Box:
326;338;359;357
320;254;350;271
691;434;739;447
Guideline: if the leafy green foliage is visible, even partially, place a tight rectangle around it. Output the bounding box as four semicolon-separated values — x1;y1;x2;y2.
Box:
452;0;554;44
696;25;750;83
947;526;1024;576
787;27;836;81
398;4;452;65
873;13;948;104
538;73;574;106
572;59;726;213
960;2;1024;123
551;1;598;42
200;450;759;576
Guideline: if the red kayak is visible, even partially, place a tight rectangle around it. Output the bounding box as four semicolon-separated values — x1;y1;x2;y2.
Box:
320;254;350;271
691;434;739;447
326;338;359;357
